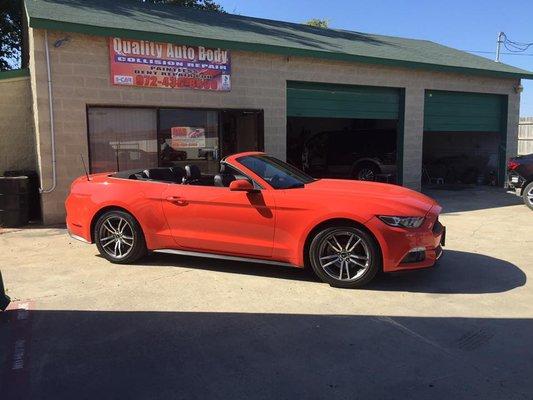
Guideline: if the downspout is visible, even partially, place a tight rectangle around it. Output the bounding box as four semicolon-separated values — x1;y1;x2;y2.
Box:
39;30;57;194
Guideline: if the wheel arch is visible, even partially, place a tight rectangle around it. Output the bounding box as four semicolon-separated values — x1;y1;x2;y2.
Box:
351;158;382;177
301;217;383;270
90;205;145;243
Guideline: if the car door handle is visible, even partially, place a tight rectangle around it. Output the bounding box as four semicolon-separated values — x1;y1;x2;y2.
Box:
166;196;187;205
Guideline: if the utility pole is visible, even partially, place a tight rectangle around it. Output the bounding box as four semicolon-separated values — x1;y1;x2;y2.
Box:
495;32;504;62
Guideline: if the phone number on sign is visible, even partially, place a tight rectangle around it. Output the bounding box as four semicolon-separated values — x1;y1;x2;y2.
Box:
134;75;220;90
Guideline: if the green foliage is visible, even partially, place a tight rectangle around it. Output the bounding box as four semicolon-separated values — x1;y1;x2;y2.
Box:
0;0;23;71
305;19;329;29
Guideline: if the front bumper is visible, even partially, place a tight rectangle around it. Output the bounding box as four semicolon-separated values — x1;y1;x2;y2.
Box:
367;205;445;273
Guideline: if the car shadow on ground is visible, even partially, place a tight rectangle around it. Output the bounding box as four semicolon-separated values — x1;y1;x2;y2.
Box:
131;252;319;283
122;249;526;295
2;309;533;400
367;250;526;294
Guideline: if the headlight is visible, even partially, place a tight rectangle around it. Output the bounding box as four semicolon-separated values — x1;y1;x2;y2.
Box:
378;216;424;228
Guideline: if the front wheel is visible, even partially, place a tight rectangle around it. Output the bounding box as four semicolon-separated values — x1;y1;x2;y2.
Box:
94;210;147;264
354;164;379;181
523;182;533;210
308;226;380;288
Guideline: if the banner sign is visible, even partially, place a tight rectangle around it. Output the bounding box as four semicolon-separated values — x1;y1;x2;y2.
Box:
171;127;206;148
109;37;231;91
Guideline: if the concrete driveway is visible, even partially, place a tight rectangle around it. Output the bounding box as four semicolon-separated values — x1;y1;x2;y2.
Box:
1;188;532;400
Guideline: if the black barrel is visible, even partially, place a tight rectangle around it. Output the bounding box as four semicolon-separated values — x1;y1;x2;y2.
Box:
4;170;41;220
0;176;30;227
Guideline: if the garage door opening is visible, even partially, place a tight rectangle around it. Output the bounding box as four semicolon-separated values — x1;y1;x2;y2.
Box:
287;117;398;182
422;90;507;187
286;81;402;183
423;131;501;186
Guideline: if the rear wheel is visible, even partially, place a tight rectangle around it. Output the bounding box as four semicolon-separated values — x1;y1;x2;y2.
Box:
308;226;380;288
523;182;533;211
94;210;147;263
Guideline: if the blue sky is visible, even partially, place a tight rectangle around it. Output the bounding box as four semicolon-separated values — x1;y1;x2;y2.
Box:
218;0;533;116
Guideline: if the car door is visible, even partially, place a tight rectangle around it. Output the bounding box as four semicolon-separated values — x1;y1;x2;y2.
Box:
161;183;276;258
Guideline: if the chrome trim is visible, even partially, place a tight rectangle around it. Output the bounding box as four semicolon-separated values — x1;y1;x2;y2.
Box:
153;249;297;267
435;246;444;260
68;231;91;244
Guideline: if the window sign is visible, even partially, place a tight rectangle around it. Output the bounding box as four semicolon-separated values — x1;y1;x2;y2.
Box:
171;127;206;148
109;37;231;91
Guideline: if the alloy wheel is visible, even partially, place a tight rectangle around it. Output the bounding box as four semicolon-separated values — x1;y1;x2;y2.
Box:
317;231;371;281
528;187;533;206
357;168;375;181
98;216;135;259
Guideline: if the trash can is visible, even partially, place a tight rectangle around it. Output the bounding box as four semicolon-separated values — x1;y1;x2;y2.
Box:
0;176;30;227
4;170;41;221
0;271;10;311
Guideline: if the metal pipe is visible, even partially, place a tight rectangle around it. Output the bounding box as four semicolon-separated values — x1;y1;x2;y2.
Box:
40;30;57;194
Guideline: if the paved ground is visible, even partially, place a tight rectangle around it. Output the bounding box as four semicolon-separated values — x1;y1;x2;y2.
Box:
0;187;532;400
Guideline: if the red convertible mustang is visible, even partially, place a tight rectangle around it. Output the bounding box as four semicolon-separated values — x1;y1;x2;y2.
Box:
66;152;445;288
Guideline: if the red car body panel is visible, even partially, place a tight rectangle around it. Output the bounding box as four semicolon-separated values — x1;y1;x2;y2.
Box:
66;152;444;272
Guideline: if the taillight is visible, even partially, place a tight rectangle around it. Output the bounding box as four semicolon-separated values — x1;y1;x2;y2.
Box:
507;160;520;170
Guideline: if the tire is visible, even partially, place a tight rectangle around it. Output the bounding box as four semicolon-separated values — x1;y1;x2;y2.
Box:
308;226;381;288
354;163;379;181
94;210;147;264
523;182;533;211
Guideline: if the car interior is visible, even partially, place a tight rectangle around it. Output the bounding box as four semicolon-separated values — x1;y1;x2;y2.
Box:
112;163;251;188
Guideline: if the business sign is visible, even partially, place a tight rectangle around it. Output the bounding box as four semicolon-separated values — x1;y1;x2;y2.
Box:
109;37;231;91
171;127;206;148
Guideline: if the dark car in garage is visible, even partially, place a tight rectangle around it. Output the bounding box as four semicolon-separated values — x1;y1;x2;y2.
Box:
507;153;533;210
301;129;397;182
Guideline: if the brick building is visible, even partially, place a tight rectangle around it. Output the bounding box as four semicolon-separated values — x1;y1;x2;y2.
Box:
1;0;532;224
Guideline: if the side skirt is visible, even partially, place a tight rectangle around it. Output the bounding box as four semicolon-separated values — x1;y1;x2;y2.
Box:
153;249;298;268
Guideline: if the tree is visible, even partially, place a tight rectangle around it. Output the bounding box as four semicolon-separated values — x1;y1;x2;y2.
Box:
0;0;23;71
0;0;224;71
305;19;329;29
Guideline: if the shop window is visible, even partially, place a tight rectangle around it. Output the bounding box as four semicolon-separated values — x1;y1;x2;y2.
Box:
88;107;264;175
158;109;220;175
88;108;157;173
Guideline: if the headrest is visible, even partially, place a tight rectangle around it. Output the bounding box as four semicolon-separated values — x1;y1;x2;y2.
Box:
214;173;236;187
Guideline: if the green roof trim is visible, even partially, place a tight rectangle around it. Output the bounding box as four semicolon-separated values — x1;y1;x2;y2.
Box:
0;68;29;80
25;0;533;80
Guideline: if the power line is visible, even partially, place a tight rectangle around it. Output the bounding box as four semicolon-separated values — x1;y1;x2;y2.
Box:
463;50;533;56
495;32;533;61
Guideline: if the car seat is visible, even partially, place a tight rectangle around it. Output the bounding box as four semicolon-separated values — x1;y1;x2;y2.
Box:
214;174;236;187
182;165;202;185
143;167;181;183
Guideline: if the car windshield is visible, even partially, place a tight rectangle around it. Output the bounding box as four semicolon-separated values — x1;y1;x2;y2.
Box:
238;155;316;189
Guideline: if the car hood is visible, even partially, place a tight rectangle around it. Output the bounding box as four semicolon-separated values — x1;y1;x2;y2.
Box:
304;179;438;216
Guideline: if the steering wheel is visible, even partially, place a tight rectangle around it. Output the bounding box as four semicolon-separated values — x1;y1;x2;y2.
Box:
270;175;281;187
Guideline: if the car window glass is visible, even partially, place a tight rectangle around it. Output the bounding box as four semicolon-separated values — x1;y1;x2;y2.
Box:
238;155;315;189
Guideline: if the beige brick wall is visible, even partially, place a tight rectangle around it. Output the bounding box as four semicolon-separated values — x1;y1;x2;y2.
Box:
0;76;35;174
28;29;521;224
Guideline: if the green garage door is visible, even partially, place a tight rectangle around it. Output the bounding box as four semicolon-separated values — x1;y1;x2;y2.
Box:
424;90;506;132
287;81;400;119
424;90;508;185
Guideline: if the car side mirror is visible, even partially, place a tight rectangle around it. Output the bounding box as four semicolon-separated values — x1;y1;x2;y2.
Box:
229;179;256;192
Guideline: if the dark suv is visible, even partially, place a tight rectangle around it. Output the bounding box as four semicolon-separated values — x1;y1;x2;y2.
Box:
301;130;397;182
507;153;533;210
